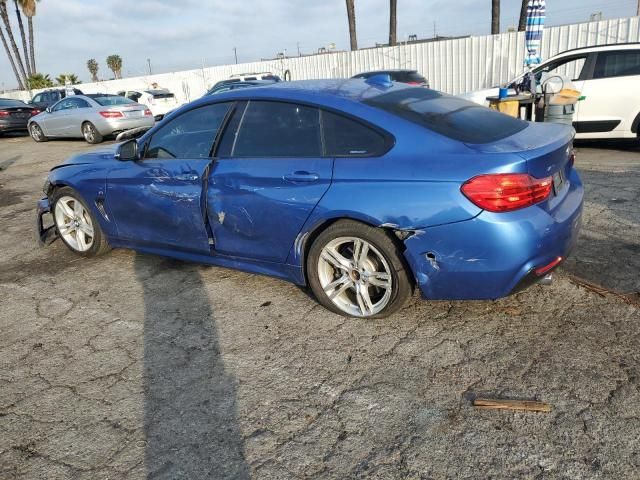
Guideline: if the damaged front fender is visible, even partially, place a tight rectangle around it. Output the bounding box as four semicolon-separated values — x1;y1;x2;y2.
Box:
36;197;57;246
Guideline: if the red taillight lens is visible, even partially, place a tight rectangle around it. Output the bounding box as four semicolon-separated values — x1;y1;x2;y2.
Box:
144;109;152;116
461;173;553;212
99;111;124;118
31;109;40;115
0;111;9;117
535;256;563;276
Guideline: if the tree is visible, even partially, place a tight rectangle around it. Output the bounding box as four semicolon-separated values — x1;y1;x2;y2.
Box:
491;0;500;35
87;59;99;82
0;0;28;85
518;0;528;31
18;0;38;74
27;72;53;89
389;0;397;46
345;0;357;51
106;54;123;79
0;22;23;88
56;73;80;86
13;0;30;76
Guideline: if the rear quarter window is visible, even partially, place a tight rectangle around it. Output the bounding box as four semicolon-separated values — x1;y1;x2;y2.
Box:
365;88;527;144
322;110;389;156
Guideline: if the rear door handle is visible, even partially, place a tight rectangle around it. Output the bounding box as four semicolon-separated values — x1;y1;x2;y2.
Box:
283;171;320;183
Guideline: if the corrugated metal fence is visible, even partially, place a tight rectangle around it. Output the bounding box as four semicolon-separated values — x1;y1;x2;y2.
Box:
5;16;639;103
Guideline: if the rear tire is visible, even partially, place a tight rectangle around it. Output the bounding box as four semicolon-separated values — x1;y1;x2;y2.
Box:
52;187;110;257
29;123;48;142
82;122;103;144
306;220;413;319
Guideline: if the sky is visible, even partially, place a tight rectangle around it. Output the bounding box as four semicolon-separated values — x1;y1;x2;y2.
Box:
0;0;637;89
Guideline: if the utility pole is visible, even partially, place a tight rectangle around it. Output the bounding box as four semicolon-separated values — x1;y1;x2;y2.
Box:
147;58;152;75
233;47;238;64
637;0;639;16
297;42;301;56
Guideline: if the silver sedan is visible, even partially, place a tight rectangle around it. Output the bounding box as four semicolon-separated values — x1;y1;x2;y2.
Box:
28;94;155;144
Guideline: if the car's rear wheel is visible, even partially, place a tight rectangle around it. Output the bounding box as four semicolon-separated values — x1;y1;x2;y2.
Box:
307;220;412;318
29;123;48;142
82;122;103;144
52;187;110;256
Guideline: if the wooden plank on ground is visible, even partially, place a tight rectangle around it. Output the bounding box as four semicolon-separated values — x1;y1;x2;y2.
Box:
473;398;552;413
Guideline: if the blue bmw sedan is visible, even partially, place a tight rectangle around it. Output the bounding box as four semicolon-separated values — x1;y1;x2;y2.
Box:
37;78;583;318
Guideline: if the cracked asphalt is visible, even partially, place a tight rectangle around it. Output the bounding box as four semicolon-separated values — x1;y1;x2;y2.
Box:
0;133;639;479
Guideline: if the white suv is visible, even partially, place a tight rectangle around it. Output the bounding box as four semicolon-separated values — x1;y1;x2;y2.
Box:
116;89;179;119
461;43;640;140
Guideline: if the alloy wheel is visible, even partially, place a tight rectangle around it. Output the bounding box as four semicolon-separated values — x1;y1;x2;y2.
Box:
54;196;95;252
31;124;42;141
83;124;95;143
317;236;393;317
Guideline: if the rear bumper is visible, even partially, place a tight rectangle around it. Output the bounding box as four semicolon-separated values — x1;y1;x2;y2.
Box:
95;116;155;136
0;119;29;131
36;197;57;246
404;169;584;300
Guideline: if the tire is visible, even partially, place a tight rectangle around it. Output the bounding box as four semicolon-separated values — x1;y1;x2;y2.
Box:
306;220;413;319
29;123;48;142
51;186;110;257
82;122;103;144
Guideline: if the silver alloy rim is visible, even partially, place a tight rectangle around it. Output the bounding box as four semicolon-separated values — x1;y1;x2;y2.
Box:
31;124;42;141
83;124;94;142
317;236;393;317
54;196;94;252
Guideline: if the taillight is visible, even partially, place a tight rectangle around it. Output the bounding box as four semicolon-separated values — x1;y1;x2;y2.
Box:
461;173;553;212
31;109;40;116
0;111;9;117
99;111;124;118
144;109;152;116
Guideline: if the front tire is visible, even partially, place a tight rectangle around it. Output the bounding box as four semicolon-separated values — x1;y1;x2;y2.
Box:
29;123;48;142
307;220;413;318
82;122;103;144
52;187;110;257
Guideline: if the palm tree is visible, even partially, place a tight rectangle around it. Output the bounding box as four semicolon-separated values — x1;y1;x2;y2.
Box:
0;0;28;84
518;0;528;32
18;0;38;74
345;0;357;51
56;73;80;86
389;0;397;46
12;0;30;76
26;72;52;89
87;59;99;82
491;0;500;34
0;27;23;88
106;54;123;79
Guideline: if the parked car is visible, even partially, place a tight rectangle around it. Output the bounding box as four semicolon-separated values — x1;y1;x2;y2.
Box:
28;94;154;144
116;89;179;120
0;98;40;135
29;88;84;111
36;79;583;318
460;43;640;140
352;69;429;87
205;79;277;96
228;72;281;82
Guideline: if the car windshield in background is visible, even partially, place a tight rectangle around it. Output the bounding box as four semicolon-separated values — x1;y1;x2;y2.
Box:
90;95;136;106
145;90;175;99
0;99;28;107
365;88;527;144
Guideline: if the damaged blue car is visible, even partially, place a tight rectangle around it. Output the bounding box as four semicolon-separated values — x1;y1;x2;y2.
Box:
37;78;583;318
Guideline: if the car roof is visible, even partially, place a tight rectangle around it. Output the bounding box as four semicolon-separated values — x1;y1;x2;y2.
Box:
193;79;415;108
551;42;640;59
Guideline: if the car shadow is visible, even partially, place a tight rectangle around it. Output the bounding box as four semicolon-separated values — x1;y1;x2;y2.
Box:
575;139;640;152
135;254;250;479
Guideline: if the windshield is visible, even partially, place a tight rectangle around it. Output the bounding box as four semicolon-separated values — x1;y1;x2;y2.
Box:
365;88;527;144
90;95;136;106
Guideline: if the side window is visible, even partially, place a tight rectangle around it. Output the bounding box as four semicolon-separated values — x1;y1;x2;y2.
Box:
32;94;42;103
322;110;388;156
66;98;90;109
593;51;640;79
539;56;587;81
145;102;231;159
127;91;142;102
232;101;321;157
52;99;73;112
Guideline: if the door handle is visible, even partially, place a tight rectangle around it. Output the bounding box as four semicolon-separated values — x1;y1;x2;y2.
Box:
283;171;320;183
174;173;199;181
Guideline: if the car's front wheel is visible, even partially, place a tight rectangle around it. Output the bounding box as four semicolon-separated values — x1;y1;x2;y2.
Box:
29;123;48;142
307;220;413;318
82;122;103;144
52;187;110;256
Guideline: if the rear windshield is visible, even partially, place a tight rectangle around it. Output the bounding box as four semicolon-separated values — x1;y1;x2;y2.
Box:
145;90;175;99
89;95;135;106
394;71;427;83
365;88;527;144
0;99;27;107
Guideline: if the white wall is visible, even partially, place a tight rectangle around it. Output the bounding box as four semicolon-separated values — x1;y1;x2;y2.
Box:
6;16;639;103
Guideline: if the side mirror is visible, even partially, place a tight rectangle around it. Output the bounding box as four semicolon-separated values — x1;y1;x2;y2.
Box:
115;139;139;161
45;106;52;113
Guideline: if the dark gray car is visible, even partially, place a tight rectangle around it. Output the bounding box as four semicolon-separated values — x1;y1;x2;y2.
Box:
0;98;39;136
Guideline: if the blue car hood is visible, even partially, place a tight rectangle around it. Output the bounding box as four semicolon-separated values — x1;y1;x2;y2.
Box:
52;144;119;170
